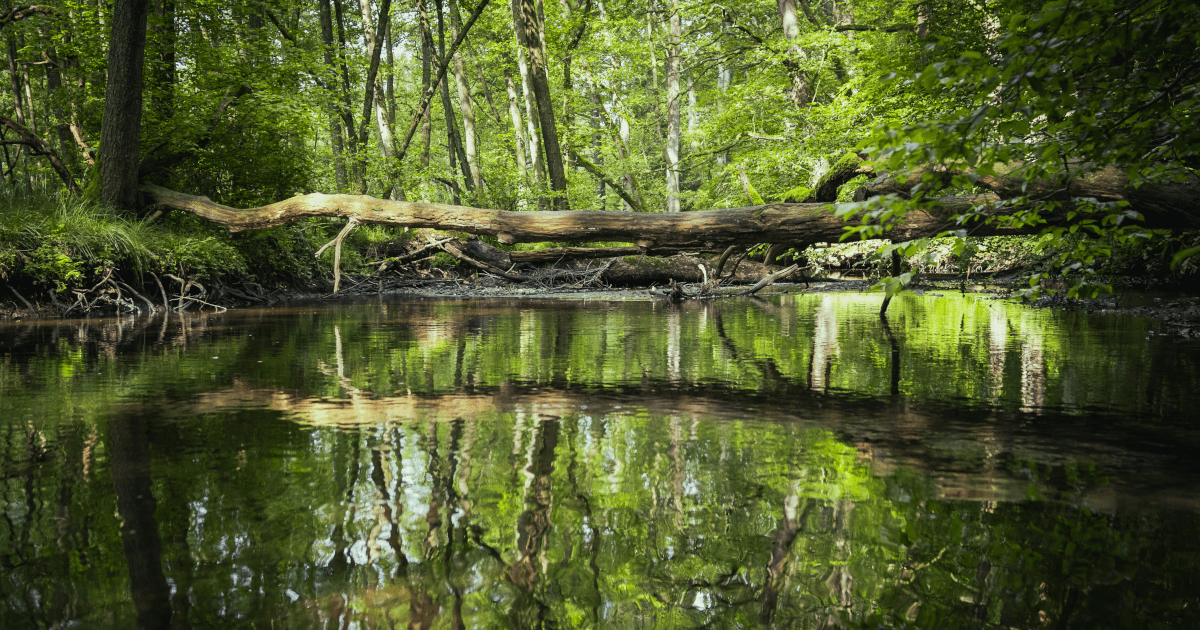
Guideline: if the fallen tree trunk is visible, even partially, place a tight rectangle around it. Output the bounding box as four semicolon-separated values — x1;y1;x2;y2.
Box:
142;176;1200;253
508;245;707;263
856;164;1200;230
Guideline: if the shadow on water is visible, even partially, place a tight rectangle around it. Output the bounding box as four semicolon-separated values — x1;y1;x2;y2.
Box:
1;292;1199;628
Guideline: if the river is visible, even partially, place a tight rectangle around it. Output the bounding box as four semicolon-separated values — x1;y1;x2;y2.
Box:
1;291;1198;628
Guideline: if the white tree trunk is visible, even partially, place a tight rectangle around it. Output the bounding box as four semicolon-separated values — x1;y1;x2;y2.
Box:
359;0;395;164
450;0;481;189
504;70;529;180
665;0;682;213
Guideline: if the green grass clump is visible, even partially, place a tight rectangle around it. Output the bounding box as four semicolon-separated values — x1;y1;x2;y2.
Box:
0;187;336;291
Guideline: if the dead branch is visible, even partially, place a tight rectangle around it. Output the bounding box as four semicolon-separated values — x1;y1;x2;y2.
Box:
7;285;34;311
737;264;799;296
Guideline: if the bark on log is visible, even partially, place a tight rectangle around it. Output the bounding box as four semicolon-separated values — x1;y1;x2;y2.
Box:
141;173;1200;253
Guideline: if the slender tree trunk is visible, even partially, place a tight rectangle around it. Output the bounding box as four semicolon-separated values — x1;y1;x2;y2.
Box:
99;0;150;211
475;61;504;124
518;0;569;209
448;0;481;189
559;0;581;172
510;0;545;200
385;22;395;127
665;0;682;213
318;0;348;191
580;58;641;210
777;0;810;105
44;47;78;173
687;74;698;151
6;37;28;127
334;0;363;190
716;24;731;165
418;0;433;167
358;0;395;167
587;82;604;203
21;64;37;137
149;0;175;120
504;68;528;180
435;0;473;192
647;13;657;89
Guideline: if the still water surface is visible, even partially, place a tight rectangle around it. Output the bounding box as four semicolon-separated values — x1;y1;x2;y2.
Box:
1;291;1198;628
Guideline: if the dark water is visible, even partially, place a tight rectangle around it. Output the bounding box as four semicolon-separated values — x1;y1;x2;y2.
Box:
1;291;1198;629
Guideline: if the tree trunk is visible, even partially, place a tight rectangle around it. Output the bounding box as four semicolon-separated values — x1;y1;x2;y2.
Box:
44;46;78;173
448;0;481;190
7;37;28;130
318;0;348;191
357;0;395;174
580;59;641;210
510;0;546;203
517;0;569;209
143;169;1200;249
418;0;434;167
504;68;529;180
99;0;150;211
687;74;698;151
777;0;810;105
665;0;682;213
385;22;395;127
149;0;175;120
434;0;472;194
716;22;731;165
333;0;362;190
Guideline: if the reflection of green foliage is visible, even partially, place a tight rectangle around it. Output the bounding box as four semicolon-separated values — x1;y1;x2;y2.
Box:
2;295;1198;628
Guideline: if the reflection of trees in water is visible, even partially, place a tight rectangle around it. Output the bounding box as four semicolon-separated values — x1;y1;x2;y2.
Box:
509;417;558;628
667;307;681;382
811;296;840;392
108;412;172;629
6;298;1200;627
1020;313;1046;412
989;306;1008;399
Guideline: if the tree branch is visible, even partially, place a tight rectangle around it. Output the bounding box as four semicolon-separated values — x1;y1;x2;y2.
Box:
834;23;915;33
569;147;648;213
395;0;491;164
0;114;78;192
0;5;54;30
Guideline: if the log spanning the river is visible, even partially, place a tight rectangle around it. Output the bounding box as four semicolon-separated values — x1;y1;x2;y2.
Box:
141;178;1200;250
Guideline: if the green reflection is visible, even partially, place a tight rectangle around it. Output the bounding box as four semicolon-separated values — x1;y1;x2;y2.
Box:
0;293;1197;628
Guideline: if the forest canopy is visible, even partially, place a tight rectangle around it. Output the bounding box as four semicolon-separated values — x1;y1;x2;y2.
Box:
1;0;1198;297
